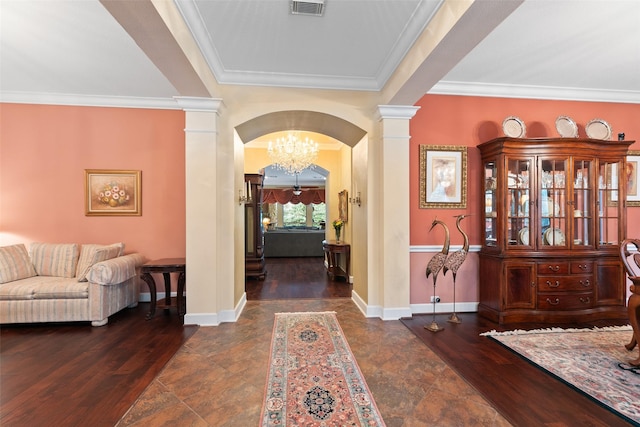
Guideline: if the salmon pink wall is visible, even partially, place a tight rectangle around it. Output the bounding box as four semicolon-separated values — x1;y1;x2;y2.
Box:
409;94;640;307
0;103;186;265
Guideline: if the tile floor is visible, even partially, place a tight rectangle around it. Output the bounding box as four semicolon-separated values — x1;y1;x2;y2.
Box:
117;299;510;426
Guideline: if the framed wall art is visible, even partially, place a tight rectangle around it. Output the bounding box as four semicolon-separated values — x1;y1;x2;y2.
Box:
85;169;142;216
419;145;467;209
338;189;349;222
627;151;640;207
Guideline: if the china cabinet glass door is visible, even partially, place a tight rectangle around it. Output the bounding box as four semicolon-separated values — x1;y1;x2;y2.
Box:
484;161;498;247
540;158;568;247
572;160;592;247
507;158;531;247
597;160;621;247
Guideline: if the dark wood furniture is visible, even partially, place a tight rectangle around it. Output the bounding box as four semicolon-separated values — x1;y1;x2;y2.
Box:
245;173;266;279
619;238;640;366
478;137;633;324
322;240;350;281
140;258;186;319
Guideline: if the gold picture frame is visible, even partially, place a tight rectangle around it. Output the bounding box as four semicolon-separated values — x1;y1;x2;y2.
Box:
338;189;349;222
85;169;142;216
419;145;467;209
627;151;640;207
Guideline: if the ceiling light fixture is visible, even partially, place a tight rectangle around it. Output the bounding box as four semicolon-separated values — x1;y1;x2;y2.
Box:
267;132;319;175
293;173;302;196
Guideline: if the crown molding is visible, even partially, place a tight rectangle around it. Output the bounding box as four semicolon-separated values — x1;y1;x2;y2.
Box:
430;81;640;104
0;91;181;109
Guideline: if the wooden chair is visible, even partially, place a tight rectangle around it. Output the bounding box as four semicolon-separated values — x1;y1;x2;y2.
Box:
619;239;640;366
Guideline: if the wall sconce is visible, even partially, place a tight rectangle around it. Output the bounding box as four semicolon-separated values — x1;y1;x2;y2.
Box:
238;182;253;205
350;192;362;207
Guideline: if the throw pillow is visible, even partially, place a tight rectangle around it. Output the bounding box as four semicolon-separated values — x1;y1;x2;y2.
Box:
0;244;37;284
30;243;79;278
75;243;124;282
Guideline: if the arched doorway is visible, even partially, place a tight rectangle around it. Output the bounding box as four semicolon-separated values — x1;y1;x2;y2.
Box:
237;111;365;300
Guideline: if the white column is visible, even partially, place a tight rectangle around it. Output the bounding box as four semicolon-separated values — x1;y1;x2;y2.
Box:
175;97;232;326
372;105;419;320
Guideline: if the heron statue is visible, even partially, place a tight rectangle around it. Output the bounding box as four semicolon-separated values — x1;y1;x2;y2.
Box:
443;214;470;323
425;218;450;332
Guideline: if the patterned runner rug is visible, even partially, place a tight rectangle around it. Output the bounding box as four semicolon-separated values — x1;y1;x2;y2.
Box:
260;312;386;426
482;325;640;425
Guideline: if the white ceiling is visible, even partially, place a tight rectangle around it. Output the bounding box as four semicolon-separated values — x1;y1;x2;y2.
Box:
2;0;639;108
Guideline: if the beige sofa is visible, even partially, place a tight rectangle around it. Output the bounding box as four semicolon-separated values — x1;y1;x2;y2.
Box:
0;243;145;326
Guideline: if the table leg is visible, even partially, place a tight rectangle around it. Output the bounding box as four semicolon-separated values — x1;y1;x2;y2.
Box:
177;271;186;315
141;272;157;320
162;272;172;310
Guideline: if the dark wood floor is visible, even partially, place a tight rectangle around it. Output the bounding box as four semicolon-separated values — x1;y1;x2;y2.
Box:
0;304;196;427
1;256;635;426
402;314;636;427
245;256;352;299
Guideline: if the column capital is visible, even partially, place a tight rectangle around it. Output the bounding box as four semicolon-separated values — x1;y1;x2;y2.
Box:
174;97;225;113
376;105;420;121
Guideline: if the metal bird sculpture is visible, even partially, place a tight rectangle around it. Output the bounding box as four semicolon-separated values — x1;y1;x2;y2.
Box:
425;218;450;332
443;214;470;324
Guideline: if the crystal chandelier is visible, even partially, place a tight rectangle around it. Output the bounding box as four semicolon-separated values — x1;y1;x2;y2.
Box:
267;132;319;175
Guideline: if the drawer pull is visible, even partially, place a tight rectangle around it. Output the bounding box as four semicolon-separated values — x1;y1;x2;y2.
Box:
577;264;588;271
546;280;560;288
548;265;561;272
580;297;591;304
580;279;591;287
546;298;560;305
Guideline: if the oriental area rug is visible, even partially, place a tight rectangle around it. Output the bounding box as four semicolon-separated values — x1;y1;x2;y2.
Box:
481;325;640;425
260;312;386;426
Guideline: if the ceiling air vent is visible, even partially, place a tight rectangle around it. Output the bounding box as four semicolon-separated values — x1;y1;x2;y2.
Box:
290;0;325;16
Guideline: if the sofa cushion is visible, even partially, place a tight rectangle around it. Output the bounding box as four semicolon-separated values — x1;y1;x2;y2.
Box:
0;276;89;300
75;243;124;282
0;244;37;284
30;243;79;278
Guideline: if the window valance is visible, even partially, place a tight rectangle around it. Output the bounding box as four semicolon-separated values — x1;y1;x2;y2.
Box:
263;188;325;205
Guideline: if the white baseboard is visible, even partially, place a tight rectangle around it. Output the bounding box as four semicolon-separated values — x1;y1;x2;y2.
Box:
351;291;411;320
138;292;175;302
152;293;247;326
184;312;220;326
410;302;478;315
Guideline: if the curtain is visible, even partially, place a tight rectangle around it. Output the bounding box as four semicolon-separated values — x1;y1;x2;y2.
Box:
263;188;325;205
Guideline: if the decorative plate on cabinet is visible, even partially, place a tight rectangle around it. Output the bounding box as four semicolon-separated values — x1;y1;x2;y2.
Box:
502;116;526;138
519;227;530;245
555;116;578;138
544;228;566;246
585;118;612;140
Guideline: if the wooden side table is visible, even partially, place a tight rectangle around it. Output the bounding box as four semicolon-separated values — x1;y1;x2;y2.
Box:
140;258;186;319
322;240;350;281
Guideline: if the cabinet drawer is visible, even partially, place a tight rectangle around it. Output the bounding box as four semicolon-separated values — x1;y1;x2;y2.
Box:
570;262;593;274
538;293;594;310
537;276;593;291
538;262;569;275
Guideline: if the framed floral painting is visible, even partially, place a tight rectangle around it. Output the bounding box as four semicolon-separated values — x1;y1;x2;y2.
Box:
85;169;141;216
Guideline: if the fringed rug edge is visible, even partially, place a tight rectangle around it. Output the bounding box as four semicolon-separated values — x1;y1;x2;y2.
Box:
480;324;632;337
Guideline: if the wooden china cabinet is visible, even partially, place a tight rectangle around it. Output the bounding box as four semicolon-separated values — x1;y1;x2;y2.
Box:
245;173;266;279
478;137;633;324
